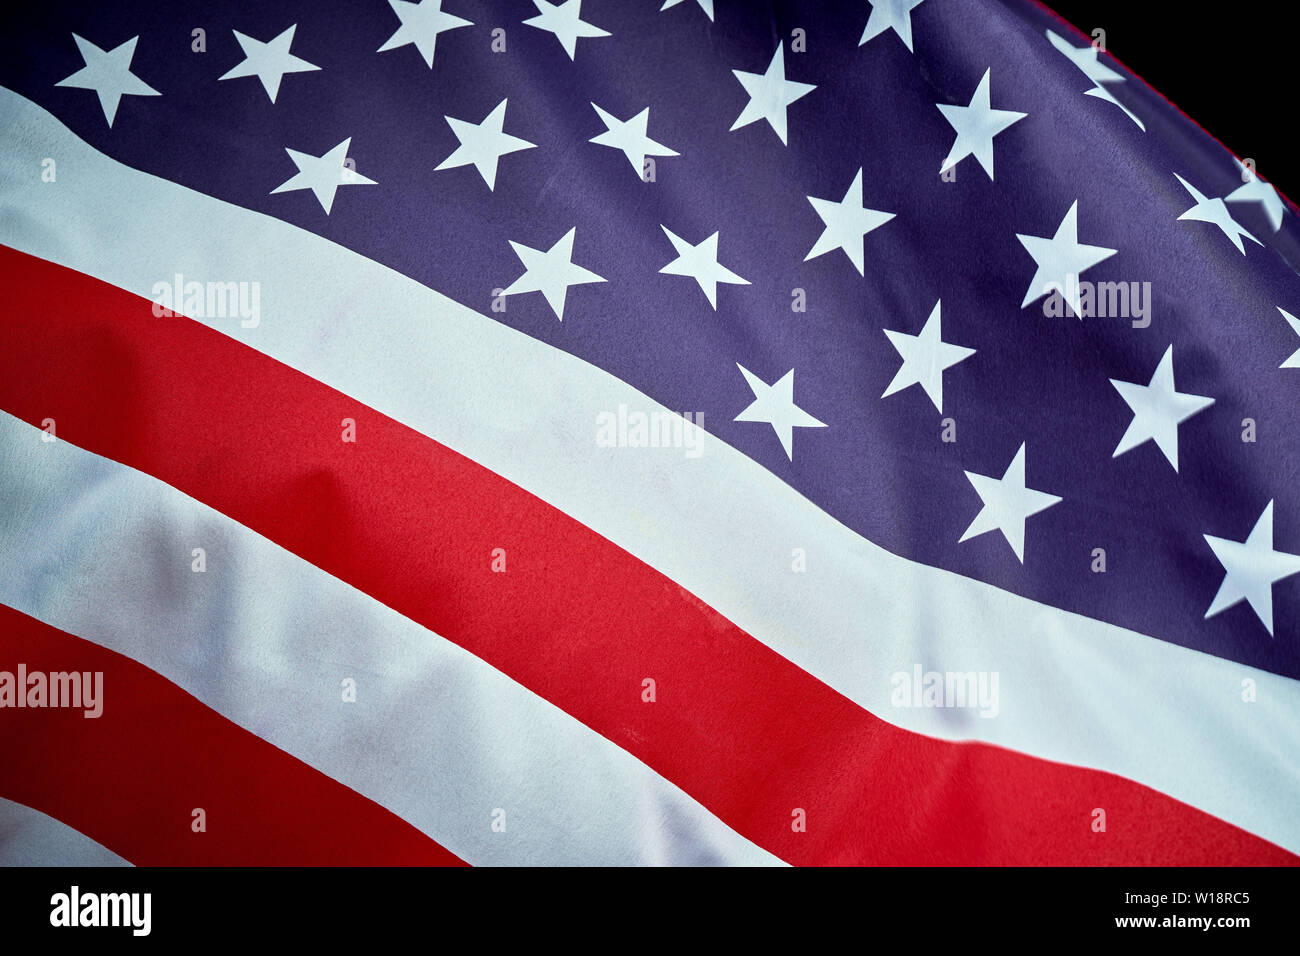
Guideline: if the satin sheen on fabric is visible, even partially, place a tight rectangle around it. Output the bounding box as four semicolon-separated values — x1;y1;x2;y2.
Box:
0;87;1296;862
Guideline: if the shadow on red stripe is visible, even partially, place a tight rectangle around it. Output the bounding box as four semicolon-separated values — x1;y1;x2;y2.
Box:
0;244;1291;865
0;604;465;866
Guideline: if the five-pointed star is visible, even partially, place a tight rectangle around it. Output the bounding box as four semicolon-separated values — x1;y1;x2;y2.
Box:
377;0;472;68
1016;200;1117;317
1045;29;1118;83
502;227;605;320
960;443;1062;563
804;168;895;275
658;226;749;309
1226;161;1285;232
435;99;535;190
881;300;975;412
1046;30;1144;130
1045;30;1124;85
1109;345;1214;471
730;43;816;145
271;138;376;214
1174;173;1261;255
523;0;610;60
661;0;714;20
54;33;159;127
1278;307;1300;369
937;68;1026;180
1204;500;1300;636
219;25;320;103
733;364;826;461
589;103;679;177
859;0;927;51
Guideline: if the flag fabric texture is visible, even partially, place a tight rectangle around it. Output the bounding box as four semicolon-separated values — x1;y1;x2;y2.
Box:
1;0;1298;866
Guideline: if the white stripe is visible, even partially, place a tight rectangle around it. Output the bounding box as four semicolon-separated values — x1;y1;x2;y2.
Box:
0;413;781;867
1;86;1297;854
0;797;130;867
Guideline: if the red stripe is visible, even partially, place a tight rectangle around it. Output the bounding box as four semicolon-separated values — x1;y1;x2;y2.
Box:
0;244;1292;865
0;603;465;866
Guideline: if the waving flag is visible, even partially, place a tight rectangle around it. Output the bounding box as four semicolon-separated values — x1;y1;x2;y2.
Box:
1;0;1298;866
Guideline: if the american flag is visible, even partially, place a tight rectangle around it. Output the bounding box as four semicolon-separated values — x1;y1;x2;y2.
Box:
0;0;1297;866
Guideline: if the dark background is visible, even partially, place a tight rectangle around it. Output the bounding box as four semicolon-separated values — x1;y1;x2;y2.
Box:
1046;0;1292;200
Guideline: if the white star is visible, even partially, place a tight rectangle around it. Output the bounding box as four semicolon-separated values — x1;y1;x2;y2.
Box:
659;226;749;309
1016;200;1117;317
937;68;1026;180
1204;500;1300;636
1046;30;1144;131
589;103;679;177
661;0;714;20
377;0;472;68
219;25;320;104
960;443;1062;563
523;0;609;60
1045;30;1124;84
502;227;605;320
435;99;535;190
54;34;159;127
733;364;826;461
859;0;927;51
1109;345;1214;471
1278;308;1300;369
1226;160;1285;232
730;43;816;145
1082;83;1145;131
881;300;975;413
271;138;376;214
1174;173;1261;255
804;168;895;275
